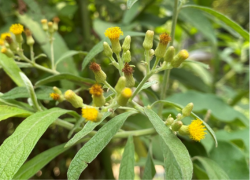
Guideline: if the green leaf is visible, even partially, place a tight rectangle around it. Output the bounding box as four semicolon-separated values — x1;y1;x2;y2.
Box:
0;108;72;179
193;156;229;180
139;80;158;93
13;143;70;179
210;141;249;179
151;100;218;147
142;153;156;180
81;31;145;70
123;1;140;23
127;0;138;9
183;5;249;40
144;108;193;180
193;164;209;180
0;98;34;112
67;111;136;180
119;136;135;180
55;50;88;68
65;112;112;147
0;105;32;121
184;60;210;69
0;53;25;87
166;90;249;126
35;73;95;87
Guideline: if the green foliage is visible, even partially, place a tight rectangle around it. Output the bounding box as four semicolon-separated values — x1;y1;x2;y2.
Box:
0;105;32;121
142;153;156;179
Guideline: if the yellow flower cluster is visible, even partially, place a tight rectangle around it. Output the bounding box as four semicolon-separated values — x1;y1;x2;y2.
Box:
1;33;11;40
89;84;103;96
188;119;207;141
104;27;123;40
10;24;24;35
50;93;60;100
82;107;99;122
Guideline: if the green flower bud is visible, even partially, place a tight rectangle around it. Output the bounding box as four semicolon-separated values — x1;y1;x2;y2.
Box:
149;49;154;57
143;30;154;50
24;29;35;46
117;88;133;106
115;76;126;94
89;62;107;83
171;121;183;131
52;86;64;102
103;42;113;57
48;22;54;35
155;33;171;59
123;50;131;63
92;95;105;107
165;117;174;126
64;90;83;108
111;39;121;54
164;46;175;63
41;19;48;31
5;36;17;52
1;47;14;58
176;113;183;121
15;34;23;44
53;17;60;31
171;49;189;68
178;125;190;136
122;35;131;51
122;63;135;87
182;102;194;117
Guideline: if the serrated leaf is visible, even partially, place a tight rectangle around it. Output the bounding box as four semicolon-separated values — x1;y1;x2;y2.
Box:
144;108;193;180
0;108;72;179
127;0;139;9
65;112;111;147
193;156;229;180
55;50;88;68
0;53;25;87
35;73;95;87
151;99;218;147
119;136;135;180
183;5;249;40
0;105;32;121
81;31;145;70
142;153;156;180
13;143;70;179
67;111;136;180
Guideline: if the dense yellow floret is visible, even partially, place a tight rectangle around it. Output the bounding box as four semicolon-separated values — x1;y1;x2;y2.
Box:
89;84;103;96
104;27;123;40
82;107;99;121
1;33;11;40
188;119;207;141
10;24;24;35
50;93;60;100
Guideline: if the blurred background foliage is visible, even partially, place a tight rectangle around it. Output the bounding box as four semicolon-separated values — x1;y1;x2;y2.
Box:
0;0;249;179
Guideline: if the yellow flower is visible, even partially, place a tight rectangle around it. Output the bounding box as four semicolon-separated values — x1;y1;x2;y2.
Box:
50;93;60;100
122;88;132;98
0;39;4;46
1;33;11;40
1;47;7;53
188;119;207;141
104;27;123;40
10;24;24;35
82;107;99;121
89;84;103;96
159;33;171;45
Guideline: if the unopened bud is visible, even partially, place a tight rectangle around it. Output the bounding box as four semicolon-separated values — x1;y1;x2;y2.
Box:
48;22;54;35
41;19;48;31
165;117;174;126
122;35;131;51
171;121;183;131
103;42;113;57
149;49;154;57
53;86;62;95
122;63;135;87
143;30;154;50
24;29;35;46
164;46;175;63
89;62;107;83
53;17;60;31
89;84;105;107
5;36;17;52
182;102;194;117
178;125;190;136
92;95;105;107
64;90;83;108
171;50;189;68
123;50;131;63
117;88;133;106
1;47;14;58
176;113;183;121
115;76;126;94
155;33;171;59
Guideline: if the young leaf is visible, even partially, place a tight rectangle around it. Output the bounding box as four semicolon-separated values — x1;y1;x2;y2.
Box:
183;5;249;40
35;73;95;87
119;136;135;180
142;153;156;180
0;53;25;87
0;105;32;121
127;0;139;9
139;80;158;93
151;100;218;147
193;156;229;180
67;111;136;180
13;143;70;179
144;108;193;180
0;108;72;179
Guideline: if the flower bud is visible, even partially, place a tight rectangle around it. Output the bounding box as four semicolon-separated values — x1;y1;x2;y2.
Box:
122;35;131;51
117;88;133;106
24;29;35;46
82;107;102;122
89;62;107;83
182;102;194;117
41;19;48;31
176;113;183;121
103;42;113;57
171;121;183;131
1;47;14;58
5;36;17;52
64;90;83;108
115;76;126;94
48;22;54;35
122;63;135;87
52;86;64;102
104;27;123;54
178;125;190;136
171;49;189;68
9;24;24;43
53;17;60;31
123;50;131;63
89;84;105;107
143;30;154;50
155;33;171;59
164;46;175;63
149;49;154;57
165;117;174;126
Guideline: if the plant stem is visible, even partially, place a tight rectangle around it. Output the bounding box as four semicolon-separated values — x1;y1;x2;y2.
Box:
103;81;117;94
145;50;150;73
30;45;34;62
116;53;124;76
152;57;161;70
50;39;55;70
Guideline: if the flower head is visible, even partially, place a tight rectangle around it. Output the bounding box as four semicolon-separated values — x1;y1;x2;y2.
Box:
188;119;207;141
82;107;99;121
0;39;4;46
159;33;171;45
104;27;123;40
89;84;103;96
50;93;60;100
122;63;134;75
1;33;11;40
10;24;24;35
121;88;132;98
